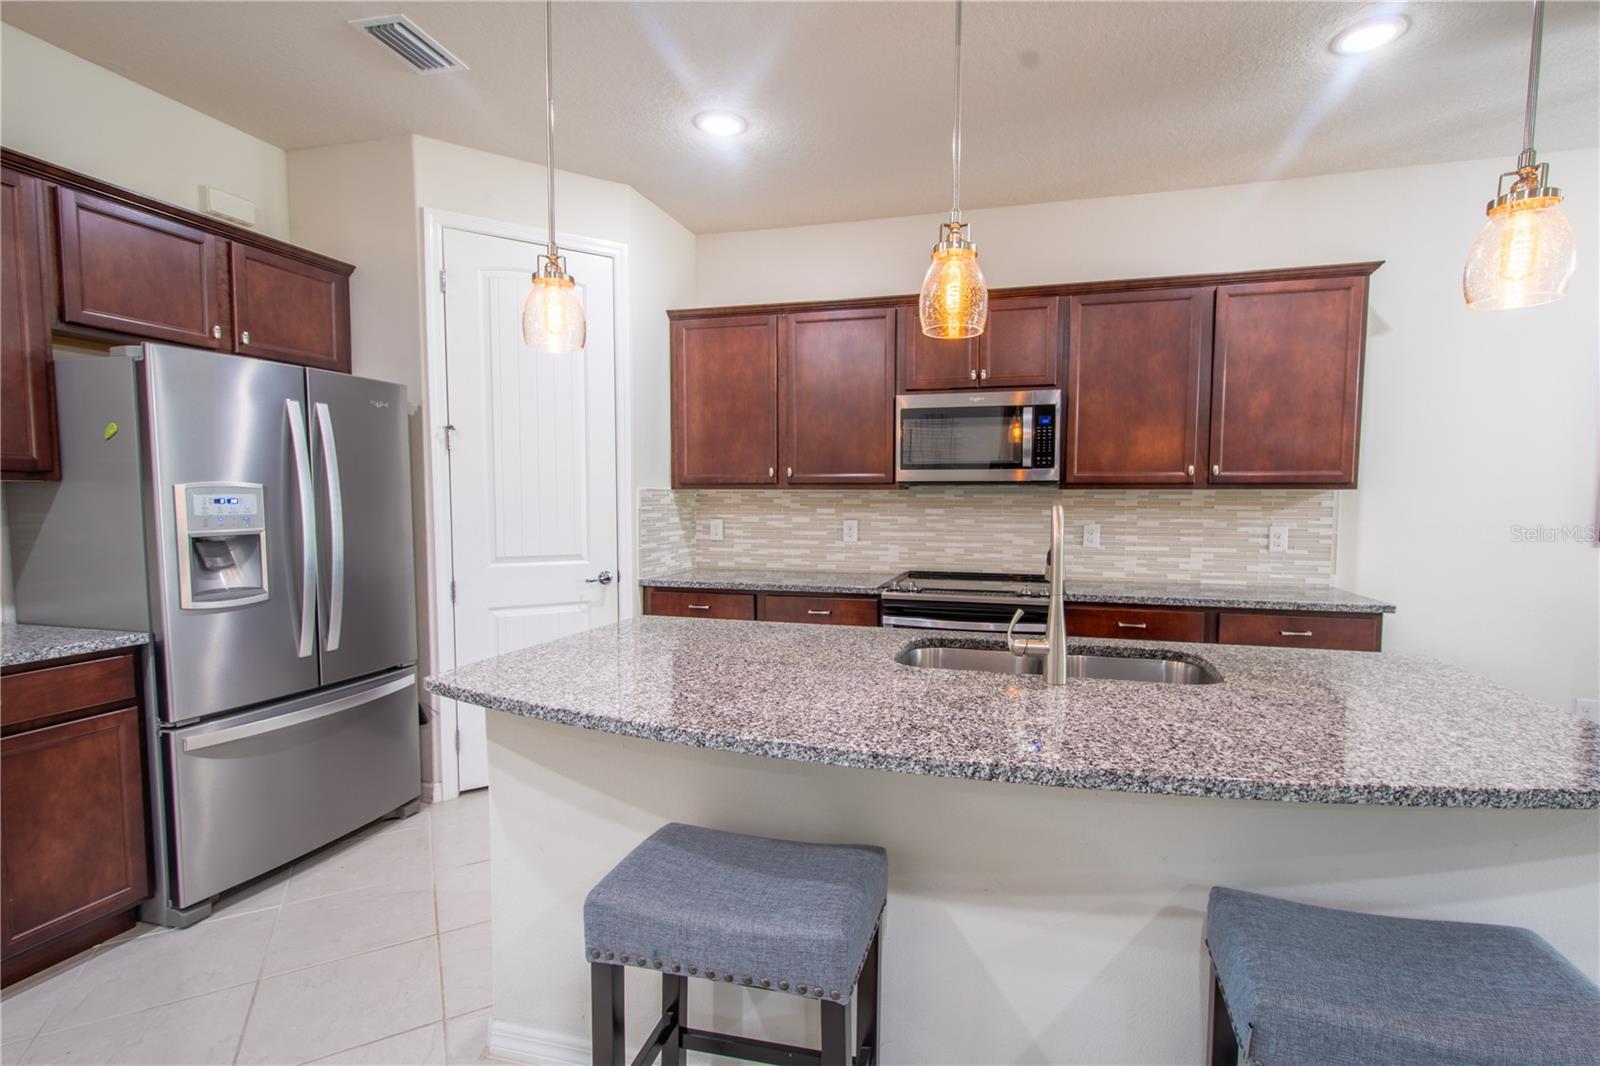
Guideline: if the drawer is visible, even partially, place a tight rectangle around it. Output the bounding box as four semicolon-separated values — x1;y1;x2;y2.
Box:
1068;605;1207;643
1216;612;1381;652
645;589;756;620
760;594;879;627
1;654;138;732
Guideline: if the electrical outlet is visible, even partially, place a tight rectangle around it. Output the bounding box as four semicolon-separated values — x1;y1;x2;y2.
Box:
1576;698;1600;724
842;519;859;544
1268;525;1290;553
706;518;724;541
1082;522;1101;549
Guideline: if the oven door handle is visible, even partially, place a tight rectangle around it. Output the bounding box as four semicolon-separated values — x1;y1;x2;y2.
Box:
882;615;1047;635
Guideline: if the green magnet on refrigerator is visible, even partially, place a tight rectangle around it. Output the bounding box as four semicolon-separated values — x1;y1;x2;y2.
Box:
103;422;119;440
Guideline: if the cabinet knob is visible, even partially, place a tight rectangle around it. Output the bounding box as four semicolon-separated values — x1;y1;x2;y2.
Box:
1187;464;1195;478
979;368;988;380
1212;464;1221;477
212;325;222;339
969;369;977;380
241;330;251;345
786;466;793;479
768;467;775;479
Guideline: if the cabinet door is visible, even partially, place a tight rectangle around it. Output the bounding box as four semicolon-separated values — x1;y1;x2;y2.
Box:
1208;276;1367;486
898;307;979;390
55;188;225;349
672;315;779;486
1064;288;1212;485
780;307;896;485
980;295;1061;388
1;706;148;958
231;244;351;372
1;167;57;479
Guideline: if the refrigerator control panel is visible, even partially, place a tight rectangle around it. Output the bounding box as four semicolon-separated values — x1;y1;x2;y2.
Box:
174;482;269;610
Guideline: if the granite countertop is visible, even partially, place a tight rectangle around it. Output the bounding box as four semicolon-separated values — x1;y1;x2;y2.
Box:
641;569;897;596
639;570;1394;613
427;617;1598;810
1;623;149;668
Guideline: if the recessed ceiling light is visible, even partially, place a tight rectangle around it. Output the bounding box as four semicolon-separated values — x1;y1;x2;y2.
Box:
693;111;748;137
1331;15;1409;55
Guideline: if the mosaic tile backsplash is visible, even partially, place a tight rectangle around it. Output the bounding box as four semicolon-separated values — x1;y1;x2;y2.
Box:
639;486;1337;586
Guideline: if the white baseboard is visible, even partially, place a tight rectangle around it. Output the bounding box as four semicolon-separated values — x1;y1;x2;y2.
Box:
487;1019;588;1065
421;781;447;803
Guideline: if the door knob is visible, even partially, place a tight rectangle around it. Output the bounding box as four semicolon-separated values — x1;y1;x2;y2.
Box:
586;570;614;585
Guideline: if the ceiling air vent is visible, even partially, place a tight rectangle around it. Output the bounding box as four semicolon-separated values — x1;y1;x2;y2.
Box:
350;15;468;74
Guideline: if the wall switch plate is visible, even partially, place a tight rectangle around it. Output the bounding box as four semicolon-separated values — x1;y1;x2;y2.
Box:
1082;522;1101;549
842;519;859;544
1576;698;1600;724
1268;525;1290;553
706;519;724;541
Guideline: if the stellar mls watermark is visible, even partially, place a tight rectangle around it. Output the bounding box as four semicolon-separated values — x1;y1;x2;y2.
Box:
1510;524;1599;543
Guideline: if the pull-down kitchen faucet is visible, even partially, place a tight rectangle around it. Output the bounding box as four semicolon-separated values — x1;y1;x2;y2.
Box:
1007;503;1069;685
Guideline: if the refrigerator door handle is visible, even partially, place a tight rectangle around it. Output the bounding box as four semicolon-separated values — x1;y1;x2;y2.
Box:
180;673;416;752
314;402;346;652
286;398;317;659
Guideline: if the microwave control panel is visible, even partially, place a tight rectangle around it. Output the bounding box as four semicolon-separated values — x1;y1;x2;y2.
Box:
1031;407;1057;467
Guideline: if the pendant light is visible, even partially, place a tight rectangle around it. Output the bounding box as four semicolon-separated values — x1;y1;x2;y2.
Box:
1462;0;1577;311
521;0;586;352
919;0;988;340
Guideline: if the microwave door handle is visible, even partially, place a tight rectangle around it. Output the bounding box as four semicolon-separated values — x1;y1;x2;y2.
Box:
285;399;317;659
1021;405;1034;468
314;402;345;652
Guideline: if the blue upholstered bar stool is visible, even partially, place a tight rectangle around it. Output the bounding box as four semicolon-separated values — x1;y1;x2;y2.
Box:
584;823;887;1066
1205;887;1600;1066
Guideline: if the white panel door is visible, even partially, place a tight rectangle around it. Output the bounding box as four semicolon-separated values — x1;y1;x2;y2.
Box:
442;228;619;790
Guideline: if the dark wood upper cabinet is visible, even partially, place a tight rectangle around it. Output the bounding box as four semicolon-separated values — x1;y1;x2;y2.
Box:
979;295;1061;388
898;308;980;390
1208;276;1368;486
780;307;896;485
55;187;226;349
231;244;352;372
1064;288;1212;485
672;314;780;486
1;166;57;480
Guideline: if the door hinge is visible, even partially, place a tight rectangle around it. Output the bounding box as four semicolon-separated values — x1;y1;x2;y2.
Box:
439;268;447;293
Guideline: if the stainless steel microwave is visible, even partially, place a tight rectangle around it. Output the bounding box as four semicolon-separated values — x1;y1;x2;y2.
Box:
895;389;1061;483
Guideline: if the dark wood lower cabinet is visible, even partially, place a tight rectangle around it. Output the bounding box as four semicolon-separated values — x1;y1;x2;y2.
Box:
1067;605;1207;643
1216;610;1381;652
759;594;880;627
643;589;758;620
1;651;150;986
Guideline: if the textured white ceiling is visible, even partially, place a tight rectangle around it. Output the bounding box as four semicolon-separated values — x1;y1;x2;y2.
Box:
4;1;1596;234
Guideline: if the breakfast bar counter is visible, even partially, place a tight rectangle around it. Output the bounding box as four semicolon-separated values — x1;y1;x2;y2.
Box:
429;618;1600;1064
428;616;1595;808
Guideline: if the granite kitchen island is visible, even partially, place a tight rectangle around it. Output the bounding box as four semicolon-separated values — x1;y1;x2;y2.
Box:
428;617;1600;1064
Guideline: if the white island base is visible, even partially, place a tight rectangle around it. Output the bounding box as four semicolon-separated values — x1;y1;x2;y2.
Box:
483;714;1599;1066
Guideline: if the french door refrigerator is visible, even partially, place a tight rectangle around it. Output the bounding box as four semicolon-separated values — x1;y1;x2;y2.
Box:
7;343;420;927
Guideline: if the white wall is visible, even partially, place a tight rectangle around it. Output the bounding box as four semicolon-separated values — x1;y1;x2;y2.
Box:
1;26;291;239
691;151;1600;711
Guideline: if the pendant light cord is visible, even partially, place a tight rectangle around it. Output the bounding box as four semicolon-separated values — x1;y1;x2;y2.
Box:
949;0;963;222
1519;0;1544;166
544;0;560;259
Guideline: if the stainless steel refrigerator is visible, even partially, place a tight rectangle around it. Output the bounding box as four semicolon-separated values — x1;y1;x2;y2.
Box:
7;343;420;927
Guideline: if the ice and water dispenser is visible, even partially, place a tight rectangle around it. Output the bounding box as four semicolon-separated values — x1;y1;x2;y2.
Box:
173;483;269;609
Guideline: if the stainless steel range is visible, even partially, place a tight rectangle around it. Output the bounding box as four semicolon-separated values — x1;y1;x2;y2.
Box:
881;570;1052;634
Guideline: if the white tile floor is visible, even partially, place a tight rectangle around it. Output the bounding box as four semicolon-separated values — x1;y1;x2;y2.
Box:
1;791;496;1066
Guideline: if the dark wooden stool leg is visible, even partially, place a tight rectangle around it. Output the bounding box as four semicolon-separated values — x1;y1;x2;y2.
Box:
1206;961;1239;1066
821;1000;849;1066
661;973;687;1066
856;925;881;1064
591;962;624;1066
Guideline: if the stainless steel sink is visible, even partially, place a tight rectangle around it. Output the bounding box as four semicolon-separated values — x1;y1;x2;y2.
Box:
895;644;1219;684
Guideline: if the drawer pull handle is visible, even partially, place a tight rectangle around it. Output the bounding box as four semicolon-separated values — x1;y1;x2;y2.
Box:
1116;621;1148;629
687;604;711;611
806;609;832;616
1280;630;1314;637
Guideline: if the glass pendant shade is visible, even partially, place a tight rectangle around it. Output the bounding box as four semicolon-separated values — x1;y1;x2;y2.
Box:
1463;197;1577;310
919;226;988;339
521;273;585;354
